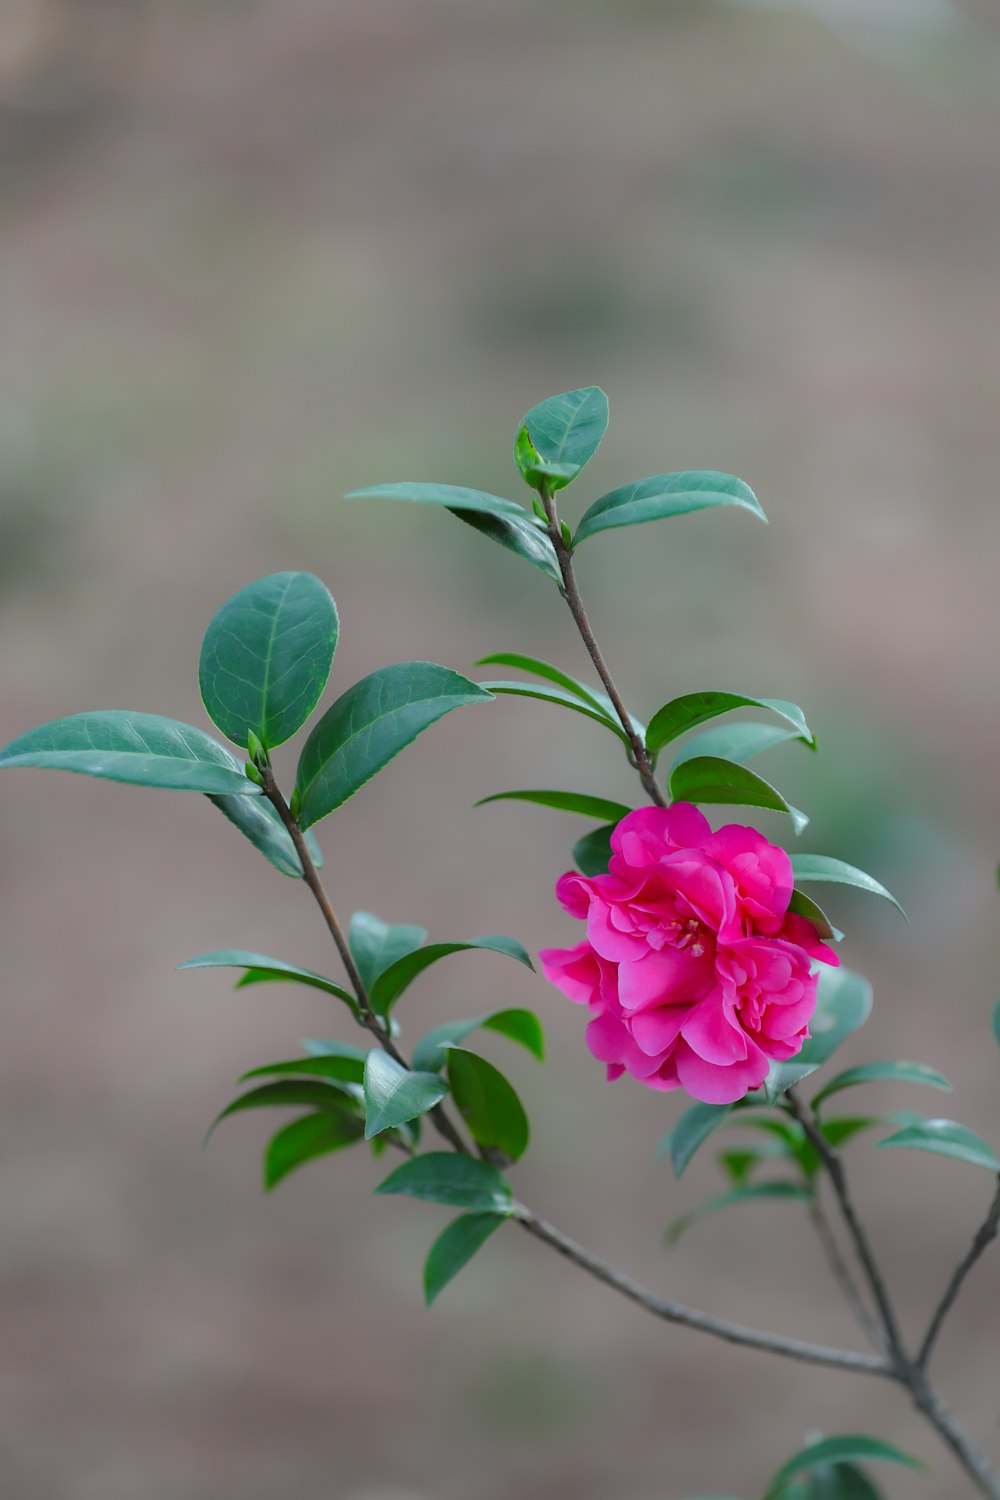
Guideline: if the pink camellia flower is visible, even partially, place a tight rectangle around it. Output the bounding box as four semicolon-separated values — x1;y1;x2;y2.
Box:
539;804;838;1105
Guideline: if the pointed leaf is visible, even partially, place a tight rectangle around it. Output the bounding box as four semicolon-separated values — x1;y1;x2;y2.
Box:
368;935;533;1020
766;1436;923;1497
787;888;843;943
446;1050;530;1161
813;1062;952;1111
574;471;766;545
520;387;608;475
513;422;580;494
177;950;357;1013
658;1101;733;1178
423;1211;506;1304
206;1080;359;1141
480;681;630;745
413;1009;544;1072
474;653;610;715
295;662;492;829
476;789;631;823
208;791;324;878
375;1152;513;1213
875;1118;1000;1172
450;507;561;580
671;721;806;771
346;482;526;518
760;966;873;1103
0;711;257;796
264;1110;366;1189
669;756;808;833
646;691;812;756
363;1052;449;1140
667;1181;812;1245
789;855;906;919
240;1055;366;1086
573;823;615;876
348;912;427;992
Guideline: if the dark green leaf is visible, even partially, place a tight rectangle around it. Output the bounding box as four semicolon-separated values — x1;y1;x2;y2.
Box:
346;482;526;519
295;662;493;829
658;1102;733;1177
447;1050;530;1161
668;756;808;834
520;387;608;475
766;1436;923;1497
300;1039;370;1060
477;788;631;823
670;722;806;771
0;711;257;796
423;1212;506;1304
240;1055;366;1086
177;950;357;1013
875;1118;1000;1172
413;1009;545;1072
208;792;324;878
787;888;843;943
666;1181;812;1245
574;471;766;546
368;935;533;1020
348;912;427;992
375;1152;514;1213
363;1052;449;1140
789;855;906;919
198;572;339;750
646;691;812;756
813;1062;952;1111
450;507;561;581
480;681;630;745
784;1462;886;1500
718;1144;791;1184
264;1110;365;1189
760;966;873;1103
207;1080;358;1141
573;823;615;876
474;653;610;715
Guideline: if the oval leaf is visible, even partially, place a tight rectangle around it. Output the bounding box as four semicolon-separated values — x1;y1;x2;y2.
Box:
265;1110;366;1190
574;471;766;546
646;691;812;756
208;791;324;878
760;965;873;1103
295;662;492;829
875;1118;1000;1172
423;1212;506;1305
363;1052;449;1140
514;423;580;494
789;854;906;919
447;1050;530;1161
812;1061;952;1111
240;1055;367;1086
658;1101;733;1178
0;711;256;796
369;935;534;1020
573;823;615;876
671;721;806;771
476;789;631;823
198;572;339;750
668;756;808;834
413;1009;544;1073
348;912;427;992
206;1080;358;1142
450;507;561;580
787;888;843;943
346;482;526;518
766;1436;924;1497
667;1181;812;1246
520;386;608;476
177;950;357;1013
375;1152;513;1213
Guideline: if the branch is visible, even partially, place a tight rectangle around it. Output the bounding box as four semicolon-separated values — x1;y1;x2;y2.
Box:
808;1193;887;1352
918;1175;1000;1371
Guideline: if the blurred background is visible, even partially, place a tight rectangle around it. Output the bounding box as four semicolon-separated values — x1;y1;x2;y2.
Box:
2;1;1000;1496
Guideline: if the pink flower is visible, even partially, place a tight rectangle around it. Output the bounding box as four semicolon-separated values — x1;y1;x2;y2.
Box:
539;804;838;1105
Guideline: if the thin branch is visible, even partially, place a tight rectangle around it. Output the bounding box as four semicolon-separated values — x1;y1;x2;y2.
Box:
918;1175;1000;1371
808;1193;886;1352
909;1375;1000;1500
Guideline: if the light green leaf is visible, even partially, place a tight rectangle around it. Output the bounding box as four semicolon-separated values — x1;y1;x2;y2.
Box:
787;888;843;943
206;1080;359;1142
363;1052;449;1140
0;711;257;796
670;721;806;771
450;507;561;581
573;823;615;876
766;1436;923;1497
348;912;427;992
208;791;324;878
789;855;906;919
264;1110;366;1189
666;1181;812;1245
413;1009;545;1072
876;1118;1000;1172
520;386;608;476
574;471;766;546
198;572;339;750
346;482;526;519
375;1152;514;1213
423;1212;506;1304
668;756;808;834
760;966;873;1104
177;950;357;1014
646;691;812;756
474;653;610;715
513;422;580;493
480;681;630;745
295;662;492;829
476;789;631;823
369;935;534;1020
658;1101;733;1178
446;1050;530;1161
812;1062;952;1111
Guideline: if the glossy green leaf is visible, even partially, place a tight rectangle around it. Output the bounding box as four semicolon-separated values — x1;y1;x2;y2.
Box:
668;756;808;834
789;855;905;919
0;711;258;796
659;1102;733;1177
264;1110;366;1189
363;1052;449;1140
198;572;339;750
875;1118;1000;1172
413;1009;545;1072
760;965;873;1103
368;935;534;1020
423;1212;506;1304
812;1061;952;1111
573;823;615;876
787;888;843;943
474;653;610;715
670;721;806;771
177;950;357;1013
520;386;608;476
646;691;812;756
348;912;427;992
513;422;580;493
450;507;562;581
480;681;629;745
375;1152;514;1213
346;482;526;519
300;1038;370;1060
574;471;766;546
295;662;493;829
208;792;324;878
240;1054;366;1087
783;1463;886;1500
476;789;631;823
206;1080;359;1141
446;1050;530;1161
666;1180;812;1245
766;1436;923;1497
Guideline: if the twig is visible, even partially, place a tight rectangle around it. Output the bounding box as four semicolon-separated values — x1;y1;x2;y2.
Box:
808;1193;886;1351
918;1176;1000;1371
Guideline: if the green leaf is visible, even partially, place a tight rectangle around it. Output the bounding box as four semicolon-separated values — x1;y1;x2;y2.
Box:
876;1118;1000;1172
363;1052;449;1140
240;1054;367;1087
574;471;766;546
670;721;806;771
766;1436;923;1497
413;1009;545;1072
666;1181;812;1245
375;1152;514;1213
368;935;534;1020
300;1038;370;1060
513;422;580;494
659;1101;734;1177
295;662;493;829
450;507;561;581
348;912;427;992
206;1080;359;1141
346;482;527;519
264;1110;366;1189
519;387;609;476
646;691;812;756
198;572;339;750
480;681;630;745
812;1062;952;1111
759;965;873;1103
476;789;631;823
423;1212;506;1304
474;653;610;715
207;792;324;878
783;1464;886;1500
788;855;906;919
787;888;843;943
446;1050;530;1161
994;997;1000;1049
0;711;258;796
177;950;357;1014
668;756;808;834
573;823;615;876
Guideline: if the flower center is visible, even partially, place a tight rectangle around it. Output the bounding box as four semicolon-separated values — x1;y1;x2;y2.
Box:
651;914;709;959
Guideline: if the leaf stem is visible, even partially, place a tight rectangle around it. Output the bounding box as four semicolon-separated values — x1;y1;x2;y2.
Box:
917;1175;1000;1371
